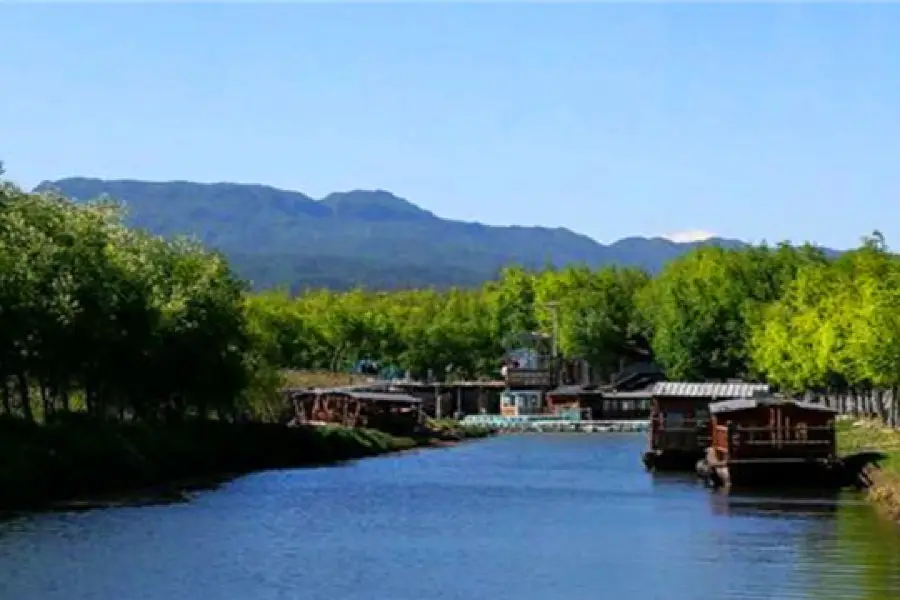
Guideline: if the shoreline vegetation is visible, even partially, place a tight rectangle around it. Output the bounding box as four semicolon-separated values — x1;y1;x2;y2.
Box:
0;415;493;515
1;172;900;521
838;419;900;521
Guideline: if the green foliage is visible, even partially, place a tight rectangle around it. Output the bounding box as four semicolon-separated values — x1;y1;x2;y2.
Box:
748;235;900;395
36;177;764;291
639;243;829;380
245;264;655;382
0;416;421;511
7;173;900;423
0;181;258;423
248;234;900;399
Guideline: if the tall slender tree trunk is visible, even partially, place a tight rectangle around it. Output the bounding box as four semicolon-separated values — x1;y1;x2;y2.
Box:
1;378;11;415
876;389;888;421
85;379;96;416
891;387;899;429
16;372;33;422
40;382;56;422
60;385;70;413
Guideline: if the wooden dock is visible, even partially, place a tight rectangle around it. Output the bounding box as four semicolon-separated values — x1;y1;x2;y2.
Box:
461;414;649;433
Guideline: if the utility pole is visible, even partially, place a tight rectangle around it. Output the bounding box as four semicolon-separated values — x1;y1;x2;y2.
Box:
545;301;560;358
544;301;560;386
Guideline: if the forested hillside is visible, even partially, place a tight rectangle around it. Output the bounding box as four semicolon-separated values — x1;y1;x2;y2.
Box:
0;177;894;429
35;177;756;291
248;231;899;406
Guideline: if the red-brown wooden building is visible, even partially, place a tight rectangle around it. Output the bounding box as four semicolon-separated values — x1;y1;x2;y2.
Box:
287;387;422;434
699;396;841;487
643;381;771;471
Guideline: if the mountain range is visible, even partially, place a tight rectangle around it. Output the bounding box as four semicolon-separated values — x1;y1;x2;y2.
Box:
34;177;793;291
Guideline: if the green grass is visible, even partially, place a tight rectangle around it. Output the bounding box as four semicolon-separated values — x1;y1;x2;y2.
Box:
424;417;494;440
837;418;900;475
280;370;370;389
837;418;900;521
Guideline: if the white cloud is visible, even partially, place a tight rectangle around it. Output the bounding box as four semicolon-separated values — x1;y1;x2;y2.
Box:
662;229;717;243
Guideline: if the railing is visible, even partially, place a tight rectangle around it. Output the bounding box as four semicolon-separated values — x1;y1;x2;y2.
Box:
715;424;835;458
460;414;649;432
505;368;554;388
655;426;705;450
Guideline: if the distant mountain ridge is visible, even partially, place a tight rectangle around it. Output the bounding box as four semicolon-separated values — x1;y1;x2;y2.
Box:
32;177;801;291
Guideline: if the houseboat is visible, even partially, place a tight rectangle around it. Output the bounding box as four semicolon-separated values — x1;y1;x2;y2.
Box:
500;388;546;418
286;387;422;435
642;381;771;471
696;396;887;490
544;385;653;421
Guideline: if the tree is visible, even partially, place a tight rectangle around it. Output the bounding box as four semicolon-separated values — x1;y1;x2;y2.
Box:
639;244;827;381
0;180;262;423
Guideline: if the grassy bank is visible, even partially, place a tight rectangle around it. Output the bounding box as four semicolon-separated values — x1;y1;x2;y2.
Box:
425;418;494;442
838;418;900;521
281;369;373;389
0;414;493;514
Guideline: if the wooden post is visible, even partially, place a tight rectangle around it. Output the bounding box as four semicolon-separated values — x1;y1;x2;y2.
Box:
891;387;898;428
456;386;462;418
727;421;736;457
891;388;900;429
434;385;441;419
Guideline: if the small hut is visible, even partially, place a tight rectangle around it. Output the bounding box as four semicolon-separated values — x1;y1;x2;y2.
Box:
642;381;770;471
289;387;422;434
544;385;593;420
698;396;848;488
500;389;544;418
544;385;653;421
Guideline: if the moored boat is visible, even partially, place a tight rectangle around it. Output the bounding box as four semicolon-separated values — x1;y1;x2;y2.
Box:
642;381;770;472
695;395;887;490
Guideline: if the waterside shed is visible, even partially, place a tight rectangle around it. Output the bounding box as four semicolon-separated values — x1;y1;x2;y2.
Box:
643;381;771;471
287;387;422;434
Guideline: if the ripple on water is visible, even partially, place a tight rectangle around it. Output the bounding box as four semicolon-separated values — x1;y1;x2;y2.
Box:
0;433;899;600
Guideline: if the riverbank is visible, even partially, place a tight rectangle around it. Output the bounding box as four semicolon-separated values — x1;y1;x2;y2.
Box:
838;418;900;522
0;414;493;514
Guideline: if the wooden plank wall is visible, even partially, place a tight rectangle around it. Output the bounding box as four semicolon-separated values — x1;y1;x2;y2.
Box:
803;389;900;428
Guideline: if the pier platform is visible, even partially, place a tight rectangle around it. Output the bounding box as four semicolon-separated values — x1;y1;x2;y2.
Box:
460;414;649;433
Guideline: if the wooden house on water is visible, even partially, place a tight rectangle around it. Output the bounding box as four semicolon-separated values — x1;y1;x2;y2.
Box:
696;396;888;490
286;387;422;435
544;385;653;421
642;381;771;471
497;358;557;418
540;361;663;421
500;389;546;418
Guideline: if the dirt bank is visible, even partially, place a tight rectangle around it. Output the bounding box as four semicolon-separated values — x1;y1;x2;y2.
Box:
838;418;900;522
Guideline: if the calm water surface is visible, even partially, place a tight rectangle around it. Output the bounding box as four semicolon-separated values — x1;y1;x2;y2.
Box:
1;434;900;600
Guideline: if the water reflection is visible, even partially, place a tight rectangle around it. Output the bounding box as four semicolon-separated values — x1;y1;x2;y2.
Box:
708;489;843;519
0;434;898;600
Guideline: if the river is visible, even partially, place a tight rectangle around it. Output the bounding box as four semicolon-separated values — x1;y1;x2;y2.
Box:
1;433;899;600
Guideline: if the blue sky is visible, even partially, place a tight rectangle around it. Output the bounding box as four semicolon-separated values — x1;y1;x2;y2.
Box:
1;3;898;249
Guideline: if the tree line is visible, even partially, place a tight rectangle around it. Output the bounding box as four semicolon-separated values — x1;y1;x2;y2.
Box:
0;172;260;423
252;234;900;402
2;172;898;424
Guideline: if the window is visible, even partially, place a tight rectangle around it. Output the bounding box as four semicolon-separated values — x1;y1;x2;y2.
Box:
665;411;685;427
